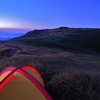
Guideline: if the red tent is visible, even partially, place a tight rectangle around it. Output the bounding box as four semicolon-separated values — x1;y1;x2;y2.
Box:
0;65;52;100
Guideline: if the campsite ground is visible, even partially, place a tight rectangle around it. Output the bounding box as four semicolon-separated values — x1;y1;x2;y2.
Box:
0;41;100;100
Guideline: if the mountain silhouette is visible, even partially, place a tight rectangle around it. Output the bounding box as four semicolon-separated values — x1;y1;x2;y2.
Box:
11;27;100;52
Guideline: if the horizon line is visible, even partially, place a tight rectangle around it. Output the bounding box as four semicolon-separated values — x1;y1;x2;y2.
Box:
0;27;32;30
0;26;100;31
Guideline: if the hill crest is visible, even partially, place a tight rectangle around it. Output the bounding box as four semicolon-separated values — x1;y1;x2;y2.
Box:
11;27;100;52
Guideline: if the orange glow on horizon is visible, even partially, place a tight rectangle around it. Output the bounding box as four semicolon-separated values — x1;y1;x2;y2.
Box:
0;19;35;30
0;19;48;31
0;27;31;31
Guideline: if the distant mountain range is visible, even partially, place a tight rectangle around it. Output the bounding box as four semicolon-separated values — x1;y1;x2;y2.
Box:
0;37;11;40
10;26;100;52
0;31;25;39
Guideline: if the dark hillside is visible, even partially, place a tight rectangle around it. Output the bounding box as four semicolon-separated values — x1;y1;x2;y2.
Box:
11;27;100;52
20;29;44;38
1;27;100;100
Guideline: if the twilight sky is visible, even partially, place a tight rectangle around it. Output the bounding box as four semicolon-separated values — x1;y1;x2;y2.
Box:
0;0;100;37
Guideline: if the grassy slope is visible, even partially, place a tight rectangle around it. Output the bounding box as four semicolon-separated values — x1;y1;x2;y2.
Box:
0;27;100;100
11;28;100;52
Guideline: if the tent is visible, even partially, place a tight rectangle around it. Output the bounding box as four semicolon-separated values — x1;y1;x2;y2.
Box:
0;65;52;100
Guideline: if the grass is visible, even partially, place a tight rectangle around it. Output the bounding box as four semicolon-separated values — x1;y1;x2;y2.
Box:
0;43;100;100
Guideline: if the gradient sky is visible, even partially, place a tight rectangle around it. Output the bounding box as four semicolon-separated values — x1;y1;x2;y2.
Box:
0;0;100;37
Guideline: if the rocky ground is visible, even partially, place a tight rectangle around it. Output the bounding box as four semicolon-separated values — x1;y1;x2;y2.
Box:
0;43;22;59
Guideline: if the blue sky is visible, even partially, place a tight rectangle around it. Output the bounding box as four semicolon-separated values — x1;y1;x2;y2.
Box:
0;0;100;37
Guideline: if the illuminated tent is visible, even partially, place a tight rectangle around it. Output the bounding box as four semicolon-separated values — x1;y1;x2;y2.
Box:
0;65;52;100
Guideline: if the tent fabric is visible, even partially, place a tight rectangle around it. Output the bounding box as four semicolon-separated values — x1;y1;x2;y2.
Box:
0;67;16;82
0;65;52;100
21;65;44;86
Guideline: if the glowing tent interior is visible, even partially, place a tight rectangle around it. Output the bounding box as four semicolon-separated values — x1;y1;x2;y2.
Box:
0;65;52;100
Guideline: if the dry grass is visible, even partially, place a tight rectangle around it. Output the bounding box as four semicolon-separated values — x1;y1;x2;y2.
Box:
0;44;100;100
